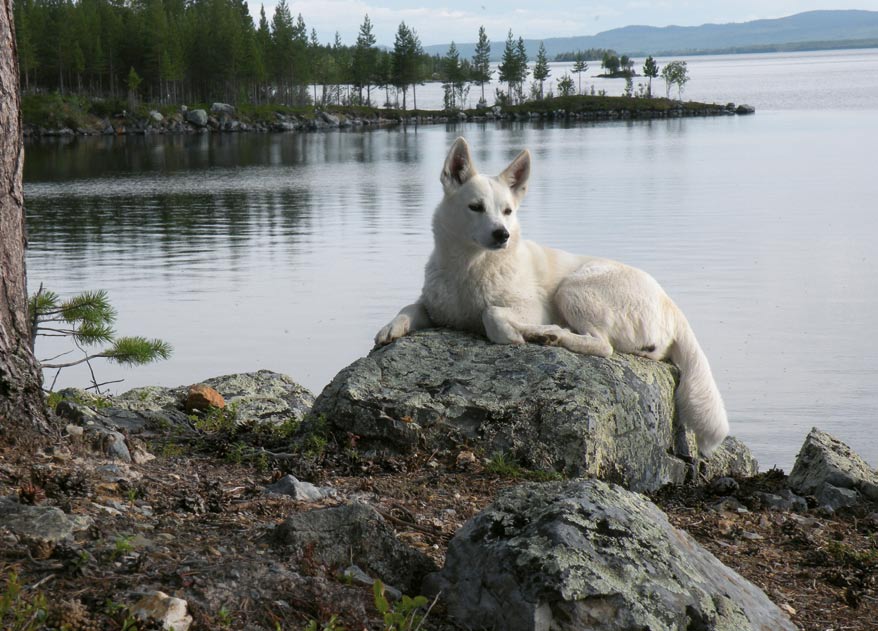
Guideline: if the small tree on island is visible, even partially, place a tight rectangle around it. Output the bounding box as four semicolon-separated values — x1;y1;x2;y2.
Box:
498;30;520;103
352;14;378;105
515;36;529;102
661;60;689;100
442;41;467;110
601;52;620;75
532;42;550;99
556;73;575;97
642;56;659;98
472;25;492;106
29;288;171;393
392;21;423;110
572;52;588;94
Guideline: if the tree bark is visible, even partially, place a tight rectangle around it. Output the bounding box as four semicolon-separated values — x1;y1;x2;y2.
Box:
1;0;49;433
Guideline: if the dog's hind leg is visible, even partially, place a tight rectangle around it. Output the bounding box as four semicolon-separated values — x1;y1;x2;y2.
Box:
483;307;612;356
552;329;613;357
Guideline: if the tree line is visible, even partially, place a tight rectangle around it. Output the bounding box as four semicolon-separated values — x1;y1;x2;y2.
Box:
13;0;692;110
553;48;616;62
12;0;493;109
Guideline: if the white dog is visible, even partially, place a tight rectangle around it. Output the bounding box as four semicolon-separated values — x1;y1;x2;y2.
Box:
375;137;729;455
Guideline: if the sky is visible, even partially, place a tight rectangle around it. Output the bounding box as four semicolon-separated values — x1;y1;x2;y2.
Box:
252;1;878;47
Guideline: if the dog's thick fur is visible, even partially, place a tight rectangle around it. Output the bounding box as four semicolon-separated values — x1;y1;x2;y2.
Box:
375;137;729;455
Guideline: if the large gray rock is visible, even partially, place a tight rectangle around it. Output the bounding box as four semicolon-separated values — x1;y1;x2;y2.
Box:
426;480;796;631
789;428;878;509
196;371;314;425
185;108;208;127
317;111;340;126
0;497;92;545
309;330;755;491
271;502;436;593
98;370;313;431
210;102;235;116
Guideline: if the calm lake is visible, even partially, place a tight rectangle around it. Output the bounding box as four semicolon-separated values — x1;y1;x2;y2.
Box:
24;48;878;471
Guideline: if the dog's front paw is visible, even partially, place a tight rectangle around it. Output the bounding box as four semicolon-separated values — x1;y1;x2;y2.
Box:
374;315;411;347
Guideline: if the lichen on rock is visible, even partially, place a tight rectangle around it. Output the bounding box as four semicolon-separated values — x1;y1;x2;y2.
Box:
309;329;755;491
426;479;797;631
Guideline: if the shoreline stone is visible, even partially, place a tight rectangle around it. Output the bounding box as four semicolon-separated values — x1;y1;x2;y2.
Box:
54;370;314;439
789;427;878;510
307;329;757;492
426;479;797;631
270;503;437;594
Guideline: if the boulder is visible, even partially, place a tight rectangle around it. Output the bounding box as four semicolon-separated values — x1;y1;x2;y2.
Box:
318;111;340;126
271;502;436;593
308;330;755;491
195;370;314;426
108;370;314;430
0;497;93;557
789;428;878;509
736;104;756;115
210;102;235;116
148;110;164;123
184;108;208;127
426;479;797;631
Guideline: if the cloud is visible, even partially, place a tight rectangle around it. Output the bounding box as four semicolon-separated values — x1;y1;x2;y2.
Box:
254;0;878;47
260;0;610;46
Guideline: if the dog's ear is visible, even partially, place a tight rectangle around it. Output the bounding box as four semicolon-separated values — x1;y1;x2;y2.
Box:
500;149;531;203
441;137;477;194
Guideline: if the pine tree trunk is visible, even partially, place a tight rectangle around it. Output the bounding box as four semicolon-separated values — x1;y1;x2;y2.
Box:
0;0;49;433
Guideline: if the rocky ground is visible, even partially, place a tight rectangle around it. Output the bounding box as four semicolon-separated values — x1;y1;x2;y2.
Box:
1;344;875;630
1;416;875;630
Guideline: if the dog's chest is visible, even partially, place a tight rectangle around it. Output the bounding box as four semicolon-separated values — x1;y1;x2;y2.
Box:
422;257;535;332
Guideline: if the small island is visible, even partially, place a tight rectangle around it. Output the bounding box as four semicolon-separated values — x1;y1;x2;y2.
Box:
21;92;756;139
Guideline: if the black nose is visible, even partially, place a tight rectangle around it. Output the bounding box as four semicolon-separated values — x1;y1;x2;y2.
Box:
492;228;510;243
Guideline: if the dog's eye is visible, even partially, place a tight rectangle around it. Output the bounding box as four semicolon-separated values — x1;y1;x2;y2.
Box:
468;202;485;213
503;208;513;216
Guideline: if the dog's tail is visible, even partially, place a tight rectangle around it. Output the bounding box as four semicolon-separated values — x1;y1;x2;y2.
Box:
667;311;729;456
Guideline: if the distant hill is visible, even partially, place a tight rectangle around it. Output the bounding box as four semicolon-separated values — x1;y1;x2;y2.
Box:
422;10;878;60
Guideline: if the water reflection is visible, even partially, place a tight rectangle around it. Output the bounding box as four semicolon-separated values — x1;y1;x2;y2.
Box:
24;112;878;471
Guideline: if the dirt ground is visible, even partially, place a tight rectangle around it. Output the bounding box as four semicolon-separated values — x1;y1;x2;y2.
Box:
0;419;875;631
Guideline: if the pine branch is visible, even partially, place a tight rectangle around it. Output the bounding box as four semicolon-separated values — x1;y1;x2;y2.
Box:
73;321;116;346
59;289;116;326
105;337;173;366
30;287;172;389
37;327;80;335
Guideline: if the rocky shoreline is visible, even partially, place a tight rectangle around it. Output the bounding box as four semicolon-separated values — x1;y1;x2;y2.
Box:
1;330;874;630
22;97;757;139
